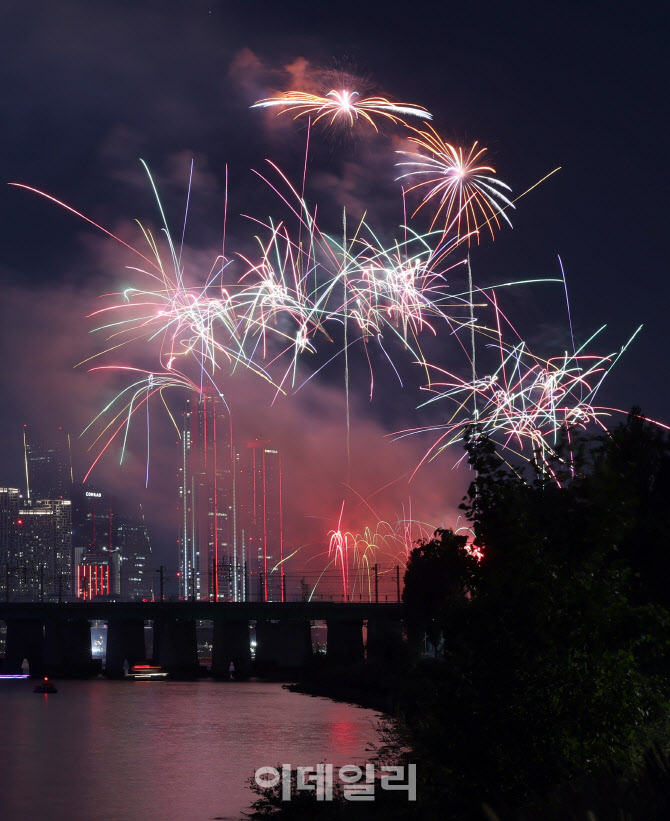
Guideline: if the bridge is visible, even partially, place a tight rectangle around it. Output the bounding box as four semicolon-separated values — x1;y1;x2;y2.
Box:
0;601;405;679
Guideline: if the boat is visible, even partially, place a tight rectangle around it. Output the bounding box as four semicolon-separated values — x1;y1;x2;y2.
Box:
125;664;169;681
33;676;58;694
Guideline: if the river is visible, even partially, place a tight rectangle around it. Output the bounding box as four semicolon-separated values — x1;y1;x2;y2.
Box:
0;679;382;821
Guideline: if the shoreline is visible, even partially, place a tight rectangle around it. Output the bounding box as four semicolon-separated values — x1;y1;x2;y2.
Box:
285;678;394;714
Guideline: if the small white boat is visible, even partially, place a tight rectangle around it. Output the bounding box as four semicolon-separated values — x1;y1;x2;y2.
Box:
125;664;169;681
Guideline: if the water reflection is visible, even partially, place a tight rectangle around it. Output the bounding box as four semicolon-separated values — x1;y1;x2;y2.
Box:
0;680;381;821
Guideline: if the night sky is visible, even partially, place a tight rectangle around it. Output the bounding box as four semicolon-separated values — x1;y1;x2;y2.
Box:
1;1;667;570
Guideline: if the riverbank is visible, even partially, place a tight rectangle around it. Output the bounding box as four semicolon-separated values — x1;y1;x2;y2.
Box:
285;652;418;715
281;656;670;821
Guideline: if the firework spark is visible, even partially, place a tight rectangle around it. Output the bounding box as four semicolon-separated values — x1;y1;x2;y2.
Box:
321;501;438;600
13;72;659;598
252;89;431;131
396;125;514;243
397;289;645;480
13;91;613;499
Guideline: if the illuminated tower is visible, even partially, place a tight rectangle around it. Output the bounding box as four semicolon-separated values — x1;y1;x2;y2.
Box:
71;483;118;599
177;388;234;600
235;441;284;602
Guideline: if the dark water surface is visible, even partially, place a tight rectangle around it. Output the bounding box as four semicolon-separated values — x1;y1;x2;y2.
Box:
0;679;382;821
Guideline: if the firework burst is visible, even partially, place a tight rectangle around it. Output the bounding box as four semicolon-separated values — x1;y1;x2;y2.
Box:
13;81;621;499
320;502;438;600
252;89;431;131
396;125;514;243
396;289;646;480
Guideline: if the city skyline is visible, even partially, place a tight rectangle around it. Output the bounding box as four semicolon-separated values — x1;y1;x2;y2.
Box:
1;426;155;602
2;414;410;602
0;1;666;595
0;5;667;821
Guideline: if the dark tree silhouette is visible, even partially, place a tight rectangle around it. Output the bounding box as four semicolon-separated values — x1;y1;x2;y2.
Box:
402;528;478;654
400;414;670;809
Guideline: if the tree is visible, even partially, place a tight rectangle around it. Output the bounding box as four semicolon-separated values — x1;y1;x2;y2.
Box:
402;528;478;654
591;408;670;611
401;418;670;810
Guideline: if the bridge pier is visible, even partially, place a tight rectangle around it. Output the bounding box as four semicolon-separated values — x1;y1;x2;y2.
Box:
4;619;44;676
44;619;94;678
105;619;146;678
211;620;251;679
255;620;312;674
153;617;199;678
0;603;405;677
366;618;404;662
326;619;364;665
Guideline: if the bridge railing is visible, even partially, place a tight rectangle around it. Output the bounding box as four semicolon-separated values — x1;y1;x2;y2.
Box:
0;565;406;605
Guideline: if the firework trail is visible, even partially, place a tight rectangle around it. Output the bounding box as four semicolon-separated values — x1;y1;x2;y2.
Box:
12;78;597;502
14;70;662;599
343;209;351;482
79;368;200;482
13;157;474;483
396;125;514;243
327;501;351;600
321;501;437;601
252;89;432;131
396;288;646;480
236;160;475;398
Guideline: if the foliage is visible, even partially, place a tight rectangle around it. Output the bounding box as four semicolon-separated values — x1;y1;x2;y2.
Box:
485;745;670;820
402;527;478;652
590;408;670;611
399;413;670;811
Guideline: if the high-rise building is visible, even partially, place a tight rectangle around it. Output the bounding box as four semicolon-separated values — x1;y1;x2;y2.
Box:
178;388;235;600
23;426;72;502
117;512;153;601
235;441;284;602
71;483;117;599
16;499;72;600
71;484;115;555
0;488;21;600
176;393;285;602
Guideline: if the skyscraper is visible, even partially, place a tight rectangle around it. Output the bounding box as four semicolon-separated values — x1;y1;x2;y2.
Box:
71;484;114;553
116;511;153;601
71;483;117;599
178;388;234;600
0;488;21;600
23;426;72;502
235;441;284;602
16;498;72;600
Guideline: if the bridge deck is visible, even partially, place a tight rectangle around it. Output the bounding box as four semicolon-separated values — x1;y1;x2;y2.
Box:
0;601;403;622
